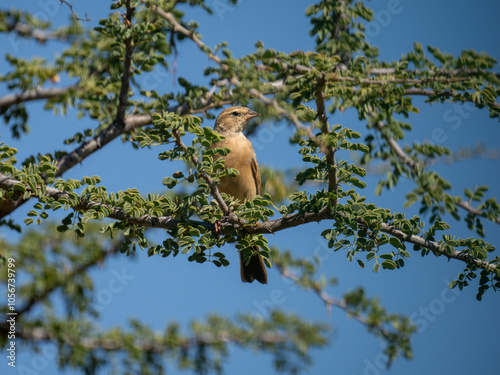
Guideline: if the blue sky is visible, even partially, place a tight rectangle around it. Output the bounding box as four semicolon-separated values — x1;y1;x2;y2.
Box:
1;0;500;374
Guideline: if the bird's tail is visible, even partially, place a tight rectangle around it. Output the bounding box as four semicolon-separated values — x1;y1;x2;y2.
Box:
240;246;268;284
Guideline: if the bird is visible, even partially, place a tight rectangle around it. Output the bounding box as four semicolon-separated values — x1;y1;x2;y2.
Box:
211;106;268;284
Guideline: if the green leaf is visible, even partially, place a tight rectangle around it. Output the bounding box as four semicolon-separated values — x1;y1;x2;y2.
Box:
389;237;404;250
162;177;177;189
382;260;397;270
188;227;201;237
14;183;26;193
56;225;68;232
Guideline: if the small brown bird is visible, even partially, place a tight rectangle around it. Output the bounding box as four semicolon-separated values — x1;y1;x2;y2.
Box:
211;106;268;284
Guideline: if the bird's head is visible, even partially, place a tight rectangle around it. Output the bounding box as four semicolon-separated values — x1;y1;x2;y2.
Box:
214;106;260;135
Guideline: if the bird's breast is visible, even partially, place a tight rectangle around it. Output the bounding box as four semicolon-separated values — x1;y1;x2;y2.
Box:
212;133;254;167
211;133;258;201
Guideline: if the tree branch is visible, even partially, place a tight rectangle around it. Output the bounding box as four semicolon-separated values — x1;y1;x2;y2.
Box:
456;200;500;225
315;76;338;203
373;119;417;169
115;0;134;128
402;88;500;109
2;322;294;352
59;0;91;22
0;97;233;220
16;240;123;317
56;114;152;177
0;86;75;110
373;115;500;226
248;89;325;150
259;60;499;109
4;22;72;44
149;5;223;67
278;267;397;340
0;173;495;273
0;172;187;228
368;67;500;79
261;60;472;85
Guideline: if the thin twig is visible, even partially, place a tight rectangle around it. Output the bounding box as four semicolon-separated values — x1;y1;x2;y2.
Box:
60;0;91;22
457;200;500;225
373;120;416;169
278;267;395;340
150;5;223;67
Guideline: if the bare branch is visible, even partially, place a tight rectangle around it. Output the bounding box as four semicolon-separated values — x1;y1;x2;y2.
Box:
59;0;91;22
374;120;417;169
150;5;223;67
0;86;75;110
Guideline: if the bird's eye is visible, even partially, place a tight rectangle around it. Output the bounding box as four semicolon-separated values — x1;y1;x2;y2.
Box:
230;111;240;117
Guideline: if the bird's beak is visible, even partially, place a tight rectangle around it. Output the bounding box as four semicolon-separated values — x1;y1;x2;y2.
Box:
245;110;260;120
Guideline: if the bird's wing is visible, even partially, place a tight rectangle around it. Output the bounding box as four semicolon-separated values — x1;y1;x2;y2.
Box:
251;153;261;196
